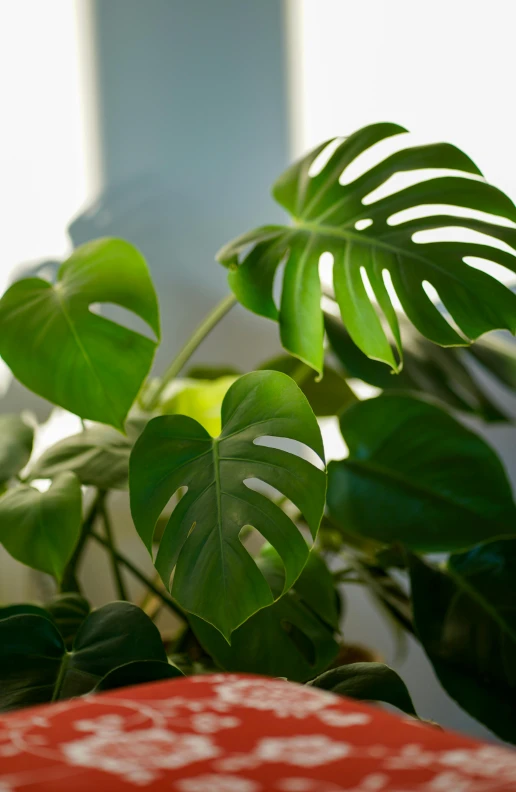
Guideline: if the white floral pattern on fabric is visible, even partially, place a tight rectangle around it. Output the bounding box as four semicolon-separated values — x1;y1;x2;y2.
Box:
316;710;371;728
438;746;516;780
62;728;220;785
188;713;241;733
213;679;334;718
255;735;351;767
175;774;260;791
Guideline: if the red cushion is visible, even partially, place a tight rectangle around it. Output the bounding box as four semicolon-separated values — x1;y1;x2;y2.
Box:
1;674;515;791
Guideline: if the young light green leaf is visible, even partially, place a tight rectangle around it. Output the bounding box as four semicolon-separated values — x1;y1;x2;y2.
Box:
327;394;516;552
0;602;169;712
219;123;516;373
191;546;339;681
0;238;160;429
308;662;417;717
129;370;326;640
0;414;34;486
0;473;82;579
410;544;516;743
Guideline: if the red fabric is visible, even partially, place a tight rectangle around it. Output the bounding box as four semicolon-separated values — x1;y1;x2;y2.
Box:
0;674;515;791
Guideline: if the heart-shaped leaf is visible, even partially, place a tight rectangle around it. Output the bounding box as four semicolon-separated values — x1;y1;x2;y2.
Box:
0;595;90;650
0;602;169;712
309;662;417;716
0;473;82;579
0;238;160;429
130;370;326;640
0;414;34;486
29;424;136;490
191;545;339;681
218;122;516;374
327;394;516;552
410;544;516;742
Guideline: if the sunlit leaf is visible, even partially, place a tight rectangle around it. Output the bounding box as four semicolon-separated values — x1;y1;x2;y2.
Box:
0;238;160;429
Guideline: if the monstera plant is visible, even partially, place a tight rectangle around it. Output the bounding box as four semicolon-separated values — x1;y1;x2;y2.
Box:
1;123;516;743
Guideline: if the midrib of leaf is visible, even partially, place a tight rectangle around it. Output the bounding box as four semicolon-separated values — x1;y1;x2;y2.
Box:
211;438;229;609
446;566;516;645
35;488;62;579
51;650;71;701
53;287;121;427
343;457;500;524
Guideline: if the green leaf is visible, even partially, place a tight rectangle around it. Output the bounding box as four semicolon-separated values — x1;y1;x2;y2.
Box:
259;354;356;416
410;545;516;742
0;602;168;712
160;376;238;436
130;370;326;640
0;238;160;429
191;546;339;681
0;414;34;486
95;659;183;691
325;313;509;422
309;662;417;716
218;123;516;373
327;394;516;552
29;424;135;490
0;473;82;579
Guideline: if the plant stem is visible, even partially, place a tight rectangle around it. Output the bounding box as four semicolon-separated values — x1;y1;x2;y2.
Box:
60;490;106;593
90;529;186;622
145;292;237;409
100;500;129;601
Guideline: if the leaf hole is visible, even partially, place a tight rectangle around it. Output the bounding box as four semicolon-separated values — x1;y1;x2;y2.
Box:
243;477;306;523
421;281;470;341
362;169;482;206
355;218;373;231
88;303;157;341
272;251;289;311
388;203;516;229
253;435;325;471
152;485;189;552
339;130;412;186
412;227;516;259
318;251;334;291
308;138;344;178
463;256;516;287
237;523;287;600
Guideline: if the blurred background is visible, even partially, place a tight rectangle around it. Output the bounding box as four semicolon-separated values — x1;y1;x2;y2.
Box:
1;0;516;739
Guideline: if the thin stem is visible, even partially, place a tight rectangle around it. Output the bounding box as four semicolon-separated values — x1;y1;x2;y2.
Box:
90;529;186;622
100;500;129;601
60;490;106;593
145;292;237;409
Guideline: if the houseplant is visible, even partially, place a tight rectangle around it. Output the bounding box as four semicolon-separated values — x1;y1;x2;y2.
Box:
0;122;515;741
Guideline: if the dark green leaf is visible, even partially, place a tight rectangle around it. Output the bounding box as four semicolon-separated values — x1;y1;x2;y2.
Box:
130;370;326;640
45;594;91;650
30;424;134;490
95;660;183;691
0;473;82;579
191;546;339;681
219;123;516;373
0;238;160;429
0;602;168;712
325;313;508;422
259;354;356;416
0;414;34;485
410;545;516;743
327;394;516;552
308;662;417;716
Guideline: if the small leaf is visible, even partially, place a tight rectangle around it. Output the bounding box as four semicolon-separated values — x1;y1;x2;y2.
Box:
0;473;82;579
259;354;356;416
0;238;160;429
410;545;516;743
95;659;183;692
30;424;135;490
0;602;168;712
0;414;34;486
130;370;326;640
219;123;516;373
191;546;339;682
327;394;516;552
308;662;417;716
160;376;238;436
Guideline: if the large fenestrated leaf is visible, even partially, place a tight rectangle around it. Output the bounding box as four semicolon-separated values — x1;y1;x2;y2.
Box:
191;545;339;681
218;122;516;374
129;370;326;640
0;473;82;579
0;238;160;429
327;394;516;552
410;544;516;743
0;414;34;486
0;602;170;712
